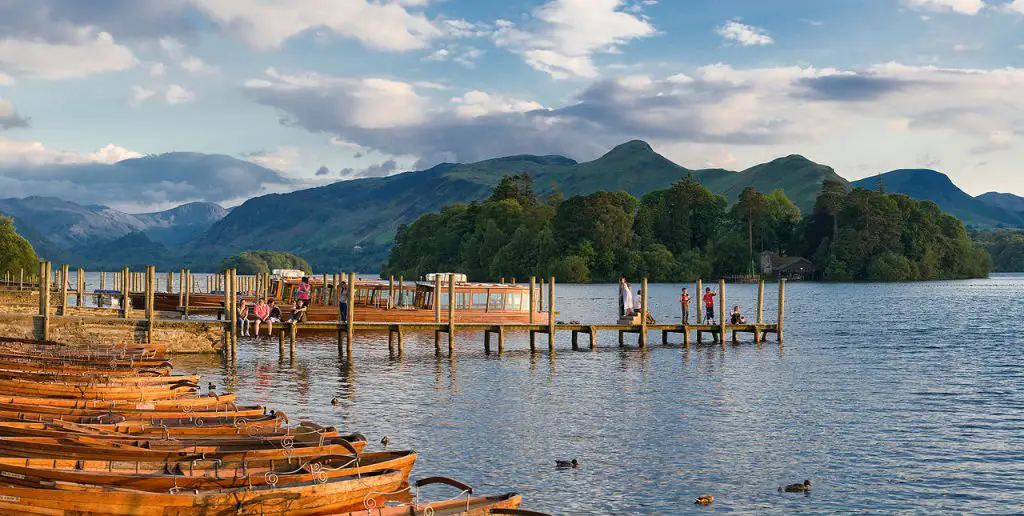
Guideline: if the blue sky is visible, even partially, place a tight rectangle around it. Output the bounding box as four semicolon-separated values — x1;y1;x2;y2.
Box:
1;0;1023;211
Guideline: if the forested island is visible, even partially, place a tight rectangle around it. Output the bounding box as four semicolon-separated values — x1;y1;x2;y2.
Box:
384;175;992;282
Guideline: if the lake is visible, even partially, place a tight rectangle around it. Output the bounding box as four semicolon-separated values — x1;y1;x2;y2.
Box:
170;274;1024;513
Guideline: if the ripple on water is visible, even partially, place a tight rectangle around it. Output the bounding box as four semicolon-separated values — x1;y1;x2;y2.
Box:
169;274;1024;513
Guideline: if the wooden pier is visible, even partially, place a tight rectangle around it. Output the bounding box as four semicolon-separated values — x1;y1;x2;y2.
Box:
1;263;786;359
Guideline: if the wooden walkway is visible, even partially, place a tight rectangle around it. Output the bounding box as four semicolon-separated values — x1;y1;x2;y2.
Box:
275;320;781;357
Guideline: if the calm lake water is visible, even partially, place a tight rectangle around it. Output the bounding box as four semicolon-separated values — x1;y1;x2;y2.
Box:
166;274;1024;514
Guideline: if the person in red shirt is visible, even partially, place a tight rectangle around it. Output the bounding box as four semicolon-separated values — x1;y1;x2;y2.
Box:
252;298;271;337
703;288;716;324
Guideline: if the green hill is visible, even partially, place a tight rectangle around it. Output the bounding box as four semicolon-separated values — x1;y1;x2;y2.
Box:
977;192;1024;214
852;170;1024;228
192;141;844;270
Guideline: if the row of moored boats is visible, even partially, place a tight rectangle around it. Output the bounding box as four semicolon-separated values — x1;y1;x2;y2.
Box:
0;336;538;515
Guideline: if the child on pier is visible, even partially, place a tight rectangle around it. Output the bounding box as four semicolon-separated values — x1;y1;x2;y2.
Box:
252;298;270;337
703;288;716;324
288;299;307;324
237;300;250;336
730;305;745;325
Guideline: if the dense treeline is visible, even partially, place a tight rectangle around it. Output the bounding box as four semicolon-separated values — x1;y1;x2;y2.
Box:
0;217;40;276
219;251;310;275
384;175;991;282
971;230;1024;272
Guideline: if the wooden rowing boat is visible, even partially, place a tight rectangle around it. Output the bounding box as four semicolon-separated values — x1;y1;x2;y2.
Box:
0;469;406;515
0;450;417;491
0;392;237;409
0;435;368;462
341;492;524;516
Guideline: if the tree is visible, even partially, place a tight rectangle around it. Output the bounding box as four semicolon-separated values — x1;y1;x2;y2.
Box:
489;174;537;207
732;187;769;263
0;217;39;277
814;179;847;246
219;251;310;275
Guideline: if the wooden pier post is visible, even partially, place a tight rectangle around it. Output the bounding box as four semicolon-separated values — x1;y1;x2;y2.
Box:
398;276;404;307
278;322;286;357
345;272;356;356
756;279;765;343
145;266;155;344
778;278;786;343
719;279;726;345
498;326;505;355
223;269;232;356
59;264;68;315
484;329;491;353
639;277;648;349
548;276;555;352
178;269;184;312
529;276;536;324
447;274;456;355
696;279;703;324
590;326;597;351
183;269;191;319
434;274;442;353
538;277;545;312
120;267;130;318
289;322;297;355
388;275;395;309
396;326;404;356
76;268;84;308
38;261;50;342
231;269;239;357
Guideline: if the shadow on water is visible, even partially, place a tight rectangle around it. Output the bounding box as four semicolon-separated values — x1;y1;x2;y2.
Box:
172;275;1024;513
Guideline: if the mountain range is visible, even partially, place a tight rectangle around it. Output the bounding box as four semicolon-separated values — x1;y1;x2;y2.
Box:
2;141;1021;271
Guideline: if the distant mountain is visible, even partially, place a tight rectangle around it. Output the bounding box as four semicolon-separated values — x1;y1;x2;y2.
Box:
976;192;1024;214
77;232;169;270
852;170;1024;228
0;196;227;266
193;141;842;270
136;202;229;245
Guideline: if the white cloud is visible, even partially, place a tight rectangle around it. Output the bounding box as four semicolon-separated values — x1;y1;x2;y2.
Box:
0;29;137;79
903;0;986;15
164;84;196;104
451;91;544;118
246;68;429;129
192;0;443;51
1009;0;1024;13
0;138;141;165
129;85;156;107
243;62;1024;196
180;56;218;74
716;21;774;46
149;63;167;77
0;98;30;130
494;0;656;79
952;43;983;52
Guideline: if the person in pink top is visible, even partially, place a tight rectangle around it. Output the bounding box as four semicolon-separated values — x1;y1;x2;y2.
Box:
297;277;312;307
252;298;271;337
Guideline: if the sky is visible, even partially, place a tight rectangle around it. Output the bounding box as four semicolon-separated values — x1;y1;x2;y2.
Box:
1;0;1023;212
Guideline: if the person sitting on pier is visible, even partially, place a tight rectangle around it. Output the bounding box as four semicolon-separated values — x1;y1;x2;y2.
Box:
287;299;307;324
730;305;745;325
632;289;656;324
267;299;281;334
703;288;716;324
237;300;250;337
252;298;270;337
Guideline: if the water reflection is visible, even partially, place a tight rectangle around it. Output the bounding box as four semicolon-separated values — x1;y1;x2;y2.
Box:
170;275;1024;513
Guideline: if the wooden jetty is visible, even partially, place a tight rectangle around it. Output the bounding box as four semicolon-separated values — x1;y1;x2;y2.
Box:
1;262;786;359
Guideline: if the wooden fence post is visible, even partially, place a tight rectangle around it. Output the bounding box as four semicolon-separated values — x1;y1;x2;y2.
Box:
146;266;155;344
719;279;726;345
640;277;648;349
448;273;456;355
76;268;84;308
121;267;130;318
59;264;69;315
777;279;786;343
19;268;23;291
38;261;50;342
529;276;536;324
347;272;356;356
696;279;703;324
548;276;555;352
223;270;231;354
388;275;394;309
756;279;765;343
